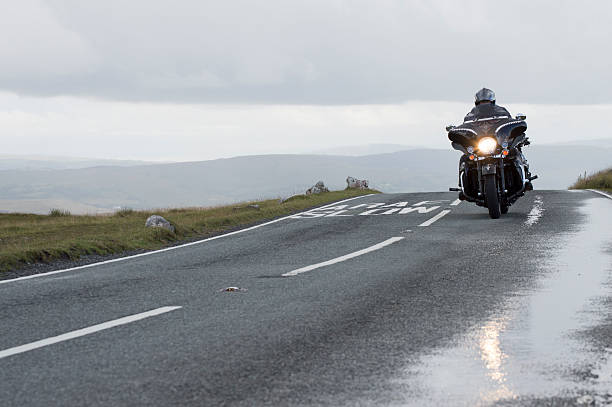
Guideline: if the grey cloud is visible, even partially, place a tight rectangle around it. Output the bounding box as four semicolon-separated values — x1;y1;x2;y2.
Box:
1;0;611;104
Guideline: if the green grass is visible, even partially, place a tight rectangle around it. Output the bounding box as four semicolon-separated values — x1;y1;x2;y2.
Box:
570;168;612;193
0;189;379;272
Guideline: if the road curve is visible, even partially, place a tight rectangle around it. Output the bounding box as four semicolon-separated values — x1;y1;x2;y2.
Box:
1;190;611;406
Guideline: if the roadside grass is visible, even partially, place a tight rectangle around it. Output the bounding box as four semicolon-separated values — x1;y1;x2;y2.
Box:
570;168;612;193
0;189;379;272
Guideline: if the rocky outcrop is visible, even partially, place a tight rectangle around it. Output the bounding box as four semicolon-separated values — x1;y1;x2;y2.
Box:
145;215;175;233
306;181;329;195
346;176;369;189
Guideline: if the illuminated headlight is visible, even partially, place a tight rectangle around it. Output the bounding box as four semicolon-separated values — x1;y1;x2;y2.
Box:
477;137;497;154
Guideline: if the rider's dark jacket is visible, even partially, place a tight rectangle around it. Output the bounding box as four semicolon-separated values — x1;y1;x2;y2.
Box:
464;102;511;122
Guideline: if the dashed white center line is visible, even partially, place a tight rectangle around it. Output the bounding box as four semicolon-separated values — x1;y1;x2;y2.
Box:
525;196;544;226
0;306;182;360
282;237;405;277
418;209;452;227
450;199;462;206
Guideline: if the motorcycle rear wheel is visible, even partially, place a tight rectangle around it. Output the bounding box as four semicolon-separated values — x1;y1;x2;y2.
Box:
485;174;501;219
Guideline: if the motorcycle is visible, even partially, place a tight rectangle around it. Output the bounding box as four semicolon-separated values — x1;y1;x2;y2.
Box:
446;114;537;219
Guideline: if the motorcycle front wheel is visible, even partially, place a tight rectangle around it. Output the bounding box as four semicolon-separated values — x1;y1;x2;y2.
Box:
485;174;501;219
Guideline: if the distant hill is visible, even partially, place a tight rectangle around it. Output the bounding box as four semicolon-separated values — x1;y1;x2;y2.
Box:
0;155;160;171
0;145;610;214
309;143;416;156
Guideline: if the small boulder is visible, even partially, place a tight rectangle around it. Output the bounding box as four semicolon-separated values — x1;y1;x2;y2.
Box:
145;215;175;233
576;395;594;406
346;176;369;189
306;181;329;195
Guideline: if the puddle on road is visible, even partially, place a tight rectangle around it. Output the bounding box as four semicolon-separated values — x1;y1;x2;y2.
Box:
395;198;612;406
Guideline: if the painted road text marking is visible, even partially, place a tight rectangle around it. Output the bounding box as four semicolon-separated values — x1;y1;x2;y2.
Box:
282;237;405;277
0;306;182;360
292;199;453;219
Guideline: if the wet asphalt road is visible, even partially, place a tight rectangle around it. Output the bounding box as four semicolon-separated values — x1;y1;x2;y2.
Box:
1;190;612;406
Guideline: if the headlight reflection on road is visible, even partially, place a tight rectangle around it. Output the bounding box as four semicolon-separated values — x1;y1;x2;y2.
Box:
397;313;518;406
478;318;515;402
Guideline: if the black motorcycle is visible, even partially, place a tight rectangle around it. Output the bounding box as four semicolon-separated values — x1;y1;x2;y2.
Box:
447;114;537;219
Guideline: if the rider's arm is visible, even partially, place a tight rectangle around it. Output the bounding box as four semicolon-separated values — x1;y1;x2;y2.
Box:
464;109;476;122
497;105;512;118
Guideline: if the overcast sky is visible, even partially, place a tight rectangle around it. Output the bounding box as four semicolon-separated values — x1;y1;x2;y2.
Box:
2;1;612;161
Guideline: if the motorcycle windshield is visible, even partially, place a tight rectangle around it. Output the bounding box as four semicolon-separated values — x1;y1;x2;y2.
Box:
448;117;527;147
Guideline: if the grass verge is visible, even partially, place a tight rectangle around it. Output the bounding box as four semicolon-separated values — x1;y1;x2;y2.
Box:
570;168;612;193
0;189;379;273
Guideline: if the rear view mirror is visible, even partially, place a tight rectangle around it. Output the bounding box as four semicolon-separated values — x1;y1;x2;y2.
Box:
446;124;455;132
516;113;526;120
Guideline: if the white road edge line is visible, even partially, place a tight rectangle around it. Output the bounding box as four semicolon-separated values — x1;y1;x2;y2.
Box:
587;189;612;200
0;194;376;285
282;237;405;277
418;210;451;227
0;306;182;360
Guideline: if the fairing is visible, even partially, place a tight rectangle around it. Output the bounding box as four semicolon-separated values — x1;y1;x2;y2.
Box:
448;117;527;150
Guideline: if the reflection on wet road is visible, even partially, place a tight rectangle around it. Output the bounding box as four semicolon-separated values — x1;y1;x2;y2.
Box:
402;197;612;406
478;318;514;403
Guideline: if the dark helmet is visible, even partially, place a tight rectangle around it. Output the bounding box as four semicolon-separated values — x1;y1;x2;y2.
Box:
475;88;495;105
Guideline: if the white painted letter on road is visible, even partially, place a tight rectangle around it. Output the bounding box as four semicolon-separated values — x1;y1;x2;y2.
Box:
399;206;440;214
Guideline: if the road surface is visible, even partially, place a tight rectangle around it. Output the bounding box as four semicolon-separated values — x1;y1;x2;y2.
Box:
1;190;612;406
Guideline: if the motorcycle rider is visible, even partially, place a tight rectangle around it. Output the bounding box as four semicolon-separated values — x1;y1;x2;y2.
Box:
464;88;511;122
460;88;533;189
